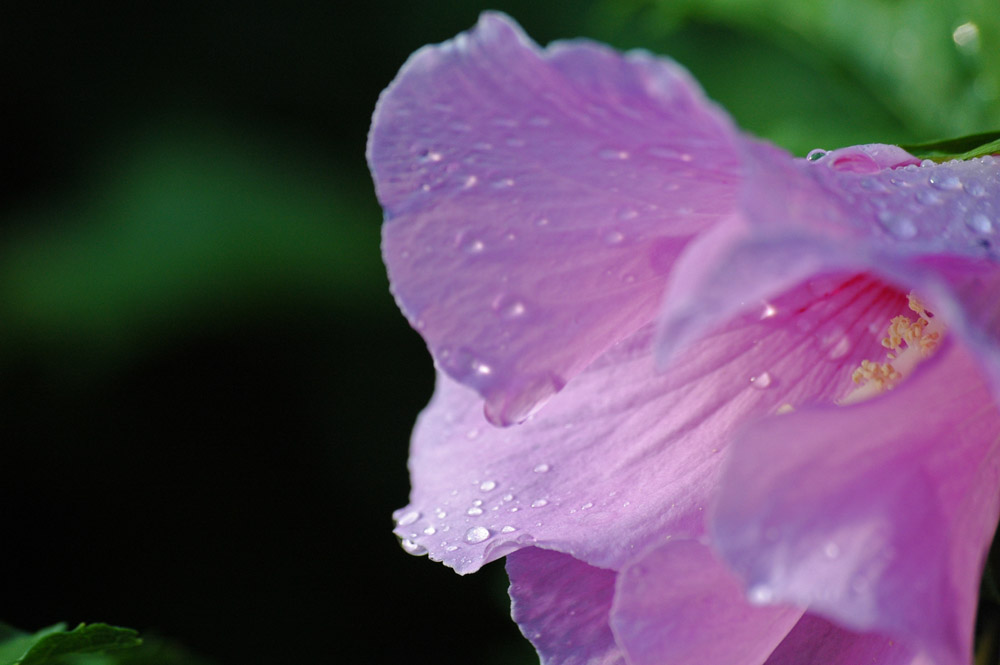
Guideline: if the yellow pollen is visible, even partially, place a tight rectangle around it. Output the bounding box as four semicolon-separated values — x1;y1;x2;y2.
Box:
840;292;945;405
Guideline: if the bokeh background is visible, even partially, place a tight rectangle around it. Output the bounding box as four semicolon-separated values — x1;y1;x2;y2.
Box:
2;1;997;663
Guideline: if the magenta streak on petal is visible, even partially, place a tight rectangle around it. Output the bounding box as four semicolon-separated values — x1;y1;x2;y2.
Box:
712;341;1000;665
369;12;741;425
764;613;921;665
392;274;907;574
610;540;802;665
656;138;1000;387
507;548;625;665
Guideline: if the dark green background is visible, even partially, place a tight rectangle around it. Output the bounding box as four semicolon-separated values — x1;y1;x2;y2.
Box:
1;1;995;663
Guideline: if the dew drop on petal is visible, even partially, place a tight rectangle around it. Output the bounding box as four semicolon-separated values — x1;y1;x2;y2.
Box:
465;526;491;543
965;212;994;234
878;213;917;239
501;525;517;533
397;510;420;526
466;507;484;516
531;499;549;508
928;173;962;191
423;526;437;536
533;463;550;473
750;372;772;389
806;148;828;162
748;585;775;604
480;480;497;492
604;230;625;245
400;539;428;556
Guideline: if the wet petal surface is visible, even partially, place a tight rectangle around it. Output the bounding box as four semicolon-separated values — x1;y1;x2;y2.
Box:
712;341;1000;665
369;12;740;424
393;275;907;573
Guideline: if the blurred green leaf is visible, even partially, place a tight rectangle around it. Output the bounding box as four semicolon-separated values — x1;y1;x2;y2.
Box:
0;623;139;665
588;0;1000;151
0;121;387;362
901;130;1000;161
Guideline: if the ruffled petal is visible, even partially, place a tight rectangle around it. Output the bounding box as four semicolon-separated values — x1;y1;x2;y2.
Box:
712;341;1000;665
392;275;907;573
658;139;1000;400
764;614;922;665
369;11;741;424
610;539;802;665
507;547;624;665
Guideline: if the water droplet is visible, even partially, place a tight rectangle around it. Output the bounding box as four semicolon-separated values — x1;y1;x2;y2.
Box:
423;526;437;536
465;239;485;254
465;428;480;440
916;189;943;205
965;180;986;197
472;360;492;376
480;480;497;492
878;213;917;238
462;175;478;189
465;526;490;543
806;148;828;162
400;539;428;556
604;230;625;245
824;542;840;559
472;499;482;506
535;217;550;227
760;303;778;319
581;502;594;510
501;525;517;533
533;463;550;473
445;545;459;552
748;585;774;604
397;511;420;526
492;178;515;188
502;494;515;502
599;149;630;160
466;507;484;516
750;372;772;389
492;294;527;320
966;212;994;234
929;173;962;191
827;336;852;360
531;499;548;508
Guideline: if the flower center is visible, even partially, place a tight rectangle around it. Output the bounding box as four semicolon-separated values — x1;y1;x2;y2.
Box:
839;293;945;405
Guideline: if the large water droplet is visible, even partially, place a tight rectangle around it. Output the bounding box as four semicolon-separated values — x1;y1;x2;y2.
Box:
465;526;490;543
966;212;994;234
877;213;917;239
397;510;421;526
928;173;962;191
806;148;828;162
400;538;428;556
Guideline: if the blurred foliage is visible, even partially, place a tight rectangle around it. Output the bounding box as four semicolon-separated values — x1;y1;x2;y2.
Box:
0;623;139;665
587;0;999;153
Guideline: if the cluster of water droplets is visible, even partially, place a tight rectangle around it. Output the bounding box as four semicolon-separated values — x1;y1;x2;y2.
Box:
812;155;1000;258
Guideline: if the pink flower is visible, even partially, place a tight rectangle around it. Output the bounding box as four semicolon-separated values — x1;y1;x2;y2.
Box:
368;12;1000;665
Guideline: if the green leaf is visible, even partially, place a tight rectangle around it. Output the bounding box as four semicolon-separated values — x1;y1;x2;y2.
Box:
0;623;140;665
900;131;1000;161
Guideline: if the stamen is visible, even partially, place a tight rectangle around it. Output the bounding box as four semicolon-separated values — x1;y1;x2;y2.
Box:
840;292;945;405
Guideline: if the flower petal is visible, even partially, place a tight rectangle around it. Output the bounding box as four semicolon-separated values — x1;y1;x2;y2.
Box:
392;275;906;573
764;614;922;665
369;12;740;424
658;139;1000;398
712;341;1000;665
610;539;802;665
507;547;624;665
